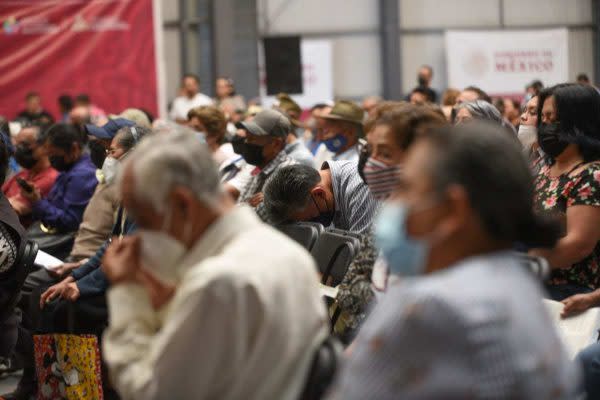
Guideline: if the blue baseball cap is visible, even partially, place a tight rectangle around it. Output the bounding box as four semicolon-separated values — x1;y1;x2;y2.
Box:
85;118;135;140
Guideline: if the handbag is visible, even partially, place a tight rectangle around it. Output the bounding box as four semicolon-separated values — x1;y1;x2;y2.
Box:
26;222;76;261
34;334;104;400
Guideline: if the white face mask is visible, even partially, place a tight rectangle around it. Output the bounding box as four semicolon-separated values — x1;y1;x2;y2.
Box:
138;206;190;284
138;229;187;284
517;124;538;151
101;156;119;185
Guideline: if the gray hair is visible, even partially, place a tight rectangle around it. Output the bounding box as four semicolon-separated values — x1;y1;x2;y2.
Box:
263;164;321;224
456;100;504;125
114;125;153;152
121;130;221;212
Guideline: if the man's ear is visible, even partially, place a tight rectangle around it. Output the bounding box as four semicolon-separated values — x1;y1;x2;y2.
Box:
310;186;325;199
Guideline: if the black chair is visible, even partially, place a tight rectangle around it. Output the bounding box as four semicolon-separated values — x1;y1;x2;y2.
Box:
278;223;320;251
300;335;343;400
0;240;38;358
327;228;361;253
6;240;39;310
311;232;356;287
301;222;325;235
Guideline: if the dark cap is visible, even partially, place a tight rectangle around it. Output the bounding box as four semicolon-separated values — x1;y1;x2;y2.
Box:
240;109;290;138
86;118;135;140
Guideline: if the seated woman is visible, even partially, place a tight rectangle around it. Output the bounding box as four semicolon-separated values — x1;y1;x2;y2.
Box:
2;123;58;228
529;84;600;302
3;125;150;400
0;138;26;361
20;123;98;259
329;123;578;399
336;103;447;339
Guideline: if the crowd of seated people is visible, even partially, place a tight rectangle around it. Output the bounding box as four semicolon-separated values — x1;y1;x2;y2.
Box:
2;72;600;400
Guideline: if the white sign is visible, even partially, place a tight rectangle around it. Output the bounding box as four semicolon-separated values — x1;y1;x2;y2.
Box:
259;39;333;109
445;29;569;95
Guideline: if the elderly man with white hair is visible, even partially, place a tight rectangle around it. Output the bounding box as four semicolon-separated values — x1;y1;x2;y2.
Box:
101;132;328;400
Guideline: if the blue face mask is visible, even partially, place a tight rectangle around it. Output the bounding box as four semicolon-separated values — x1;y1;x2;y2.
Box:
375;202;428;277
323;134;348;153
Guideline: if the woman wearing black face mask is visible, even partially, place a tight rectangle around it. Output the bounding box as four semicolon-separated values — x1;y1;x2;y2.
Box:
530;84;600;308
1;125;58;227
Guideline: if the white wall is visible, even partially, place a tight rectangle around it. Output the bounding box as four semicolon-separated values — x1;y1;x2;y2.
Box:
161;0;596;102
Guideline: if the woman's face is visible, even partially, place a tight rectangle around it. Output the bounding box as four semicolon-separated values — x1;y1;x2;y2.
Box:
541;95;558;124
368;124;405;166
108;136;128;160
520;96;538;126
454;107;473;125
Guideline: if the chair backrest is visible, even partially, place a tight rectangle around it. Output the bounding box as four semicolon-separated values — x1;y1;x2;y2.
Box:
311;232;356;286
300;222;325;235
299;335;343;400
278;223;320;251
6;240;38;310
326;228;361;253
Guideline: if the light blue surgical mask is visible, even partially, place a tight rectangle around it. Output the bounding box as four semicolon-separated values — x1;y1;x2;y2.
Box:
375;202;428;276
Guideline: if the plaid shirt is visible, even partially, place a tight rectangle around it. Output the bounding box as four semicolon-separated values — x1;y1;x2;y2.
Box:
238;150;297;222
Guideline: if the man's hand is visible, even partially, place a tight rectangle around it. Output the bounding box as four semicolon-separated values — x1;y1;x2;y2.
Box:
20;183;41;203
249;192;264;207
48;261;85;279
561;293;598;318
102;236;141;285
40;277;79;308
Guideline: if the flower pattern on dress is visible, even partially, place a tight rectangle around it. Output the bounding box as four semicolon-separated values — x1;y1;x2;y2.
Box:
534;162;600;289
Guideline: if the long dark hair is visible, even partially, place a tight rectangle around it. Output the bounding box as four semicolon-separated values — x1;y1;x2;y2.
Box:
537;83;600;162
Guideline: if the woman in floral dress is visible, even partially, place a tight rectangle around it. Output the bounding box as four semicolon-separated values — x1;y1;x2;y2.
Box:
530;84;600;311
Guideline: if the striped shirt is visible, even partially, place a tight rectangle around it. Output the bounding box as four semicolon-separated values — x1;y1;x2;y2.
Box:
328;251;580;400
322;161;380;234
238;150;297;222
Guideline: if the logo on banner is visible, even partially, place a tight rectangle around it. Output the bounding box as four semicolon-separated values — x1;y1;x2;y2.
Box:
462;50;489;79
2;16;19;34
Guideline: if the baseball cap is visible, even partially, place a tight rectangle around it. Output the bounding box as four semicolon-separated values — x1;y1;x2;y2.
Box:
240;109;290;139
86;118;135;140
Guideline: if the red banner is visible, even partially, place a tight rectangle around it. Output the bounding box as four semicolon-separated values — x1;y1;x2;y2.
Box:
0;0;159;121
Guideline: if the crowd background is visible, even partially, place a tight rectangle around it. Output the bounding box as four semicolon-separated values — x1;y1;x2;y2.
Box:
1;1;600;399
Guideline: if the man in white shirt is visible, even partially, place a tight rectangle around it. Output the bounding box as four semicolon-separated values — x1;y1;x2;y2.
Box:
313;100;364;167
169;74;213;123
101;132;328;400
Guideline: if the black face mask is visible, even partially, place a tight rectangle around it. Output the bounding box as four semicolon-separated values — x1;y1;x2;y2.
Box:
89;140;107;169
357;144;370;183
231;135;246;156
240;143;265;166
309;195;334;227
49;155;72;172
418;75;427;86
538;123;569;158
15;145;37;169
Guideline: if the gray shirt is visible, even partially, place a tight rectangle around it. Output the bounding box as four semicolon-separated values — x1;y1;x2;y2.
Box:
328;251;580;400
323;161;379;234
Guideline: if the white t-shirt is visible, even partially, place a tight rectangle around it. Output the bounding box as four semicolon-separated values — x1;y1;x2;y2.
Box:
169;93;213;121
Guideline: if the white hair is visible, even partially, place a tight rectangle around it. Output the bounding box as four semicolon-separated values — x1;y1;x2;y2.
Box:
121;130;221;213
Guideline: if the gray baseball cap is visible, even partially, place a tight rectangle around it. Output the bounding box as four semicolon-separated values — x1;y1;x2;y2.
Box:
240;109;291;138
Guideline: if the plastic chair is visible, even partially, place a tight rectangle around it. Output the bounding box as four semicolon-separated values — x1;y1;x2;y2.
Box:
278;223;320;251
326;228;361;253
5;240;38;310
301;222;325;235
311;232;356;287
299;335;343;400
